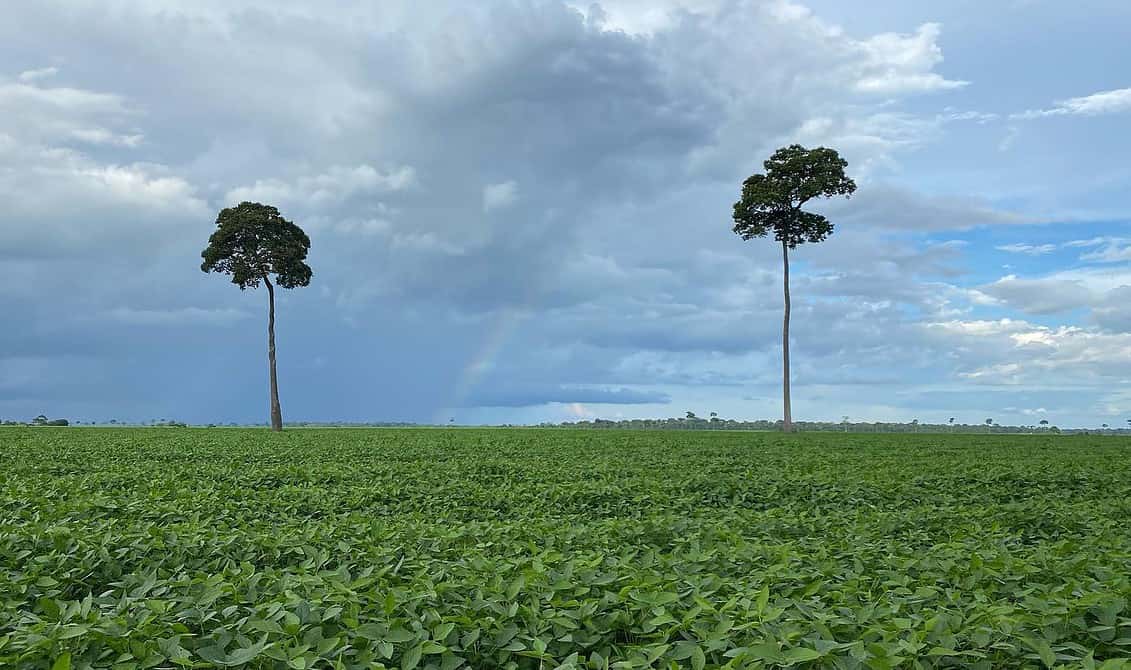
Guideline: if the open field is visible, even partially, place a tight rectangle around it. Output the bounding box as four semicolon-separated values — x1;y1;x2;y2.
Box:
2;428;1131;669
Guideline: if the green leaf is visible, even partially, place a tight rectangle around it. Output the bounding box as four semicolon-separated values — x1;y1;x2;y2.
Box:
506;576;525;600
222;637;270;666
1022;637;1056;669
781;647;823;665
355;623;386;640
387;628;416;643
433;622;455;641
691;646;706;670
402;644;423;670
51;652;71;670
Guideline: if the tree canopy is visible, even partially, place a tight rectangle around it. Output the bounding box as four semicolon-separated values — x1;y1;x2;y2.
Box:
732;144;856;247
201;202;312;289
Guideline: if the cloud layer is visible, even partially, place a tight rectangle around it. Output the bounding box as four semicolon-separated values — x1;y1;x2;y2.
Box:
2;0;1130;427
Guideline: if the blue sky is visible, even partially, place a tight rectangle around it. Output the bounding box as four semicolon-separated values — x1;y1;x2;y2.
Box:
2;0;1130;427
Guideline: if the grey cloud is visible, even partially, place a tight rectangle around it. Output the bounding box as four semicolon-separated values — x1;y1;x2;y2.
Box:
977;275;1094;315
463;384;670;407
822;184;1031;231
6;0;1099;424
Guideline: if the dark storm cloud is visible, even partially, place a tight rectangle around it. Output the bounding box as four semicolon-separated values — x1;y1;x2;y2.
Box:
463;384;670;408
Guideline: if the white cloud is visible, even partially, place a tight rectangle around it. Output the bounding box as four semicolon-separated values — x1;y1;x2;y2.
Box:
1064;236;1120;248
334;218;392;236
1080;241;1131;263
995;243;1056;255
18;66;59;82
854;24;968;94
226;164;416;207
998;125;1020;151
0;81;128;116
69;127;144;147
0;79;139;148
0;149;208;257
1014;87;1131;119
927;318;1131;384
483;180;518;212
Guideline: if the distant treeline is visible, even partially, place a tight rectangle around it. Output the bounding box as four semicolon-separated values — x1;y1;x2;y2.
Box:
6;416;1127;434
538;416;1128;435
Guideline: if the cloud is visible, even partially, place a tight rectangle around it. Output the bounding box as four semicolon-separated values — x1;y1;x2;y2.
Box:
0;77;140;148
1014;87;1131;119
854;24;968;94
995;243;1056;255
463;384;670;407
976;275;1093;315
18;66;59;82
822;184;1030;231
6;0;1124;427
104;307;252;325
483;180;519;212
226;164;415;208
927;318;1131;386
0;156;208;259
1064;236;1119;248
1079;241;1131;263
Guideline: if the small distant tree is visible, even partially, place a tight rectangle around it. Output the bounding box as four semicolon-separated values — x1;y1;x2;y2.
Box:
32;415;48;426
685;411;697;420
202;202;312;431
1039;419;1049;428
732;145;856;432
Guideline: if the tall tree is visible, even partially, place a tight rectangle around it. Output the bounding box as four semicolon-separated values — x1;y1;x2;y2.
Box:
732;145;855;432
201;202;312;431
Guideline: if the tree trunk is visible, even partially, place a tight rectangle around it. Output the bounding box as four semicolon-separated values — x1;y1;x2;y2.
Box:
781;241;792;433
265;277;283;432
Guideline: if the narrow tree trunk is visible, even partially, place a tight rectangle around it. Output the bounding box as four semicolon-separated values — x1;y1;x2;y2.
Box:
265;277;283;432
781;241;792;433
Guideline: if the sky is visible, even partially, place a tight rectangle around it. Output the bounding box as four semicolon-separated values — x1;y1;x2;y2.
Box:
2;0;1131;428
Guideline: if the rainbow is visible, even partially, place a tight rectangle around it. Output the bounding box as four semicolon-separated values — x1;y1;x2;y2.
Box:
434;308;524;423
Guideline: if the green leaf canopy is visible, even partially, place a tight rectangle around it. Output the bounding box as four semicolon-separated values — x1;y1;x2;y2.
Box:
201;202;312;289
732;144;856;248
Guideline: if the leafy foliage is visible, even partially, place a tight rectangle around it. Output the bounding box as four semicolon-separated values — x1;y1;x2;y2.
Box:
201;202;312;290
732;145;856;248
3;428;1131;668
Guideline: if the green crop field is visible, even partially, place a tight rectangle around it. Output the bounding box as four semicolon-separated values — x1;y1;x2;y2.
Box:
2;428;1130;669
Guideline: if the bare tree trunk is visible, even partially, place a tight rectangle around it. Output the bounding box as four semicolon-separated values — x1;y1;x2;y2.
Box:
781;241;792;433
265;277;283;432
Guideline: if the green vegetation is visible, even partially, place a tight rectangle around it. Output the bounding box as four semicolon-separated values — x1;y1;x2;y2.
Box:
3;428;1130;669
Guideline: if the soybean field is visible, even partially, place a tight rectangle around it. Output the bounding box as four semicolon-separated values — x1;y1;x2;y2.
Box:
2;428;1130;669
